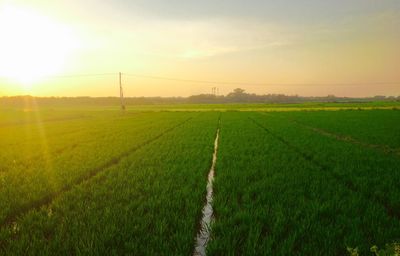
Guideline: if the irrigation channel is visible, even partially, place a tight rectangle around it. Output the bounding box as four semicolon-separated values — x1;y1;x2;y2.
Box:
193;127;220;256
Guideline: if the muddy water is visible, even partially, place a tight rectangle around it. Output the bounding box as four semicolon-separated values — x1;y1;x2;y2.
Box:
193;128;220;256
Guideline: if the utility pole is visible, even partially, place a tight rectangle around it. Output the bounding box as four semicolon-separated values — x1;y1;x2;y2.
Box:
212;87;217;96
119;72;125;110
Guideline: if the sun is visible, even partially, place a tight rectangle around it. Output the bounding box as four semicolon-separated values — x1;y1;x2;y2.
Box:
0;4;80;87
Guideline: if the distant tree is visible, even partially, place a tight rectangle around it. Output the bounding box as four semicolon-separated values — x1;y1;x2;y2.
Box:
234;88;245;94
226;88;250;102
188;94;217;103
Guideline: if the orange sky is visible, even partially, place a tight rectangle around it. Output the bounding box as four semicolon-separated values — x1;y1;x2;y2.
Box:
0;0;399;97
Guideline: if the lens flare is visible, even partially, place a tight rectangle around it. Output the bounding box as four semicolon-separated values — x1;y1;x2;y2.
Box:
0;4;80;87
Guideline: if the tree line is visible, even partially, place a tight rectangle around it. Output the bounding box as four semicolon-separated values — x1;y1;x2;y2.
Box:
1;88;399;107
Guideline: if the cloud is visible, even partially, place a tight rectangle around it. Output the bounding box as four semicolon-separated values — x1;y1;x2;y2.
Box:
104;18;291;59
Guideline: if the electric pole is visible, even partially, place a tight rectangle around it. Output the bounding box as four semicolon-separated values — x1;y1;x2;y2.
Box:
212;87;217;96
119;72;125;110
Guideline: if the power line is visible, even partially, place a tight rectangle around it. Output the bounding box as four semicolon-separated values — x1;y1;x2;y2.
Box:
39;73;117;79
123;73;400;87
0;73;118;80
1;71;399;87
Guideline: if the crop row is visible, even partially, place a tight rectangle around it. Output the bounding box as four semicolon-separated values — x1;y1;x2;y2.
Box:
251;112;400;219
0;112;196;226
0;111;148;170
1;110;398;255
208;112;400;255
0;112;220;255
272;109;400;150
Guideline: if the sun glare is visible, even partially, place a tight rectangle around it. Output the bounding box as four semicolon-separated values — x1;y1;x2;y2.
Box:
0;5;80;87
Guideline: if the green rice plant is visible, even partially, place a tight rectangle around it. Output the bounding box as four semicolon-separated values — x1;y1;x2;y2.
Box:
0;111;195;226
0;112;220;255
208;112;400;255
274;110;400;150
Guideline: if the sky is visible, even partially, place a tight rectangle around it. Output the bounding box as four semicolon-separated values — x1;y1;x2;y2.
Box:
0;0;399;97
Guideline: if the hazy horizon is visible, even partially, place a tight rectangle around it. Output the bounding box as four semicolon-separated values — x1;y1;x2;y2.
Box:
1;1;399;97
2;88;400;99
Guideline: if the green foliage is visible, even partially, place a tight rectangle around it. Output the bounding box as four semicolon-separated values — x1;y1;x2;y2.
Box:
347;247;359;256
0;110;220;254
348;242;400;256
0;110;196;225
371;243;400;256
208;111;400;255
0;107;399;254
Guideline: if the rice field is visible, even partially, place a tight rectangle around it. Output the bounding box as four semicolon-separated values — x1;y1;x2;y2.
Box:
0;103;399;255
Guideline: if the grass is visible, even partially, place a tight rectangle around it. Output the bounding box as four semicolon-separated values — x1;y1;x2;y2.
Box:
0;111;195;225
208;112;400;255
268;110;400;150
1;100;399;113
0;112;220;255
0;102;399;255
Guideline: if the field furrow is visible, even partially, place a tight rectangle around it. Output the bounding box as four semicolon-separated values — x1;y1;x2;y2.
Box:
266;113;400;156
249;116;400;220
0;112;197;225
0;115;194;229
1;107;399;255
194;116;220;256
251;113;400;219
272;110;400;150
0;113;220;255
208;112;400;255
